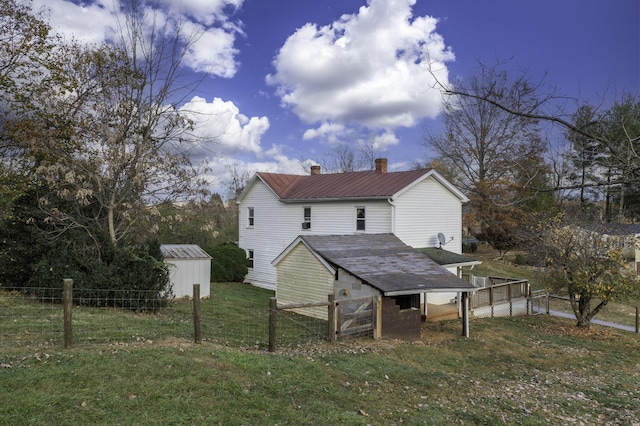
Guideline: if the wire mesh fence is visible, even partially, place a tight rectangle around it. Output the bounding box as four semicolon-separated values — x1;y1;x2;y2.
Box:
0;283;329;351
271;308;330;350
472;299;529;319
1;287;63;349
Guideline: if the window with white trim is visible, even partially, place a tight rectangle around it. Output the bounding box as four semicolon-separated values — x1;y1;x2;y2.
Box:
247;249;254;268
247;207;254;227
302;207;311;230
356;207;365;231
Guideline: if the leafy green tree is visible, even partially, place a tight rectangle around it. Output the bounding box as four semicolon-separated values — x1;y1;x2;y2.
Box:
511;146;558;217
533;217;638;327
1;0;213;253
599;94;640;221
0;1;211;303
0;186;48;286
475;214;521;259
150;194;238;248
0;0;57;220
564;105;604;207
30;42;208;250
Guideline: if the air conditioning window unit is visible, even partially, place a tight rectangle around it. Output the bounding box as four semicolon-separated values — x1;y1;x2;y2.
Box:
301;222;311;230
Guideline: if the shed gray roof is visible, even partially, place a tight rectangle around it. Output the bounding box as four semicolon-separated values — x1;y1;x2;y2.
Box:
160;244;212;260
418;247;481;268
297;234;476;296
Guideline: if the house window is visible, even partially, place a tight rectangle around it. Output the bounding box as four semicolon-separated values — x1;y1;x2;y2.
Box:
247;249;254;268
302;207;311;230
356;207;365;231
248;207;254;227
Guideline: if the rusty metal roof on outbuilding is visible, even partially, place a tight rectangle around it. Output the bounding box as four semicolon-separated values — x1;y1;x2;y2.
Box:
160;244;212;260
257;169;437;200
294;234;476;296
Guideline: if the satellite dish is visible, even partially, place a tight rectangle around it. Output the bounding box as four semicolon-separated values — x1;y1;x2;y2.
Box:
437;232;447;248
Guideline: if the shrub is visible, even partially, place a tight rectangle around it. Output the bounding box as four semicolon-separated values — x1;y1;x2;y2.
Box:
0;187;170;309
25;238;172;310
462;237;478;253
206;243;248;283
513;253;531;266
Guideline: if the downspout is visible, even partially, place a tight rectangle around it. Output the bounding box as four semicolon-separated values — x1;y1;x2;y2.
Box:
387;198;396;234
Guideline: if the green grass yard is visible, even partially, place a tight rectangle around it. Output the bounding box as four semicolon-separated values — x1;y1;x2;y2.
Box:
1;282;640;425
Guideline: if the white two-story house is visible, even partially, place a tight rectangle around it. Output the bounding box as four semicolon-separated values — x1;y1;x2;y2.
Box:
237;159;471;306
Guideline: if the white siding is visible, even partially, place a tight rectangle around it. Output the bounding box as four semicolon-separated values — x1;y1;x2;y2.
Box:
394;177;464;307
238;173;466;292
275;243;335;320
239;181;392;290
238;182;291;289
393;176;463;253
166;259;211;298
426;292;458;305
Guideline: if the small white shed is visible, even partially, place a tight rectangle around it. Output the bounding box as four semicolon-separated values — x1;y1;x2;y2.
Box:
160;244;212;298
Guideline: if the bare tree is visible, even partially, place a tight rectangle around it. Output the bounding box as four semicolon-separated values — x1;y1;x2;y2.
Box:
357;132;384;170
433;64;640;202
322;142;364;173
322;132;386;173
424;64;549;237
223;162;252;200
7;1;212;251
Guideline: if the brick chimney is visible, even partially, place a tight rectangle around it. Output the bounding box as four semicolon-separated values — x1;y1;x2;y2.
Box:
310;165;321;175
375;158;387;174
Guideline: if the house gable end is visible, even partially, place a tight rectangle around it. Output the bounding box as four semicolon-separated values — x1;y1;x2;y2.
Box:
392;169;468;203
273;236;336;276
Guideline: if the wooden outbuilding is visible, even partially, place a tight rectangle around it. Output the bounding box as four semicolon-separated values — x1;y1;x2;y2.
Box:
160;244;212;298
273;233;477;340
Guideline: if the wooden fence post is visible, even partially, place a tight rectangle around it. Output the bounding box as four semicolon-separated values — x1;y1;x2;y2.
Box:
63;279;73;349
461;292;469;338
269;297;277;352
327;294;336;342
489;286;494;318
193;284;201;344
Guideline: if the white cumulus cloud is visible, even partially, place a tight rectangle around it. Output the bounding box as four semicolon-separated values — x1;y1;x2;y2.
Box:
302;122;346;141
266;0;454;129
158;0;243;26
33;0;244;78
179;96;269;159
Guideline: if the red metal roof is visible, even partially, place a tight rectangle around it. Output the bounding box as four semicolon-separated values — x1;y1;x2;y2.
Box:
257;169;431;201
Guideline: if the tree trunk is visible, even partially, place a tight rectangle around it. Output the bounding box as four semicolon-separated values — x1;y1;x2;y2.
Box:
108;192;117;246
570;293;592;328
576;316;591;328
618;184;625;220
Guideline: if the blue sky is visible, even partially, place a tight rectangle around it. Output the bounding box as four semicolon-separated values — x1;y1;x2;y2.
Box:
34;0;639;195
